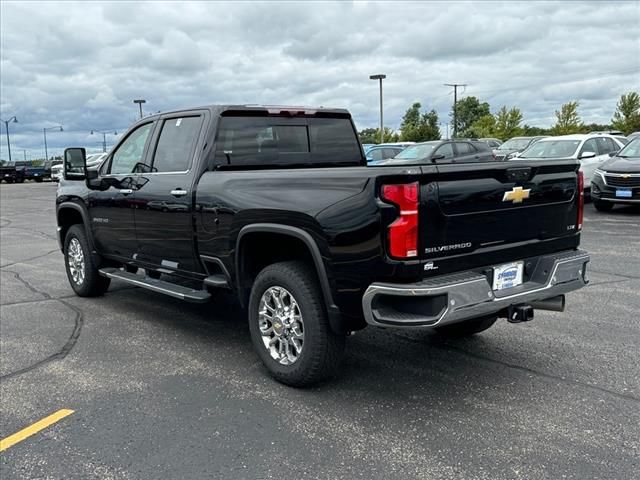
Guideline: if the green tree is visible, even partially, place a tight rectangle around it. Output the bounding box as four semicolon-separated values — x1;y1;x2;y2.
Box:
494;106;524;140
359;127;400;144
358;128;380;144
522;124;549;136
467;114;496;138
400;102;441;141
551;101;583;135
451;96;490;137
611;91;640;134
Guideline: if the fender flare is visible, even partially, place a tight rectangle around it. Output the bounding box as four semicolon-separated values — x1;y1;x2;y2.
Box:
56;202;96;253
235;223;344;333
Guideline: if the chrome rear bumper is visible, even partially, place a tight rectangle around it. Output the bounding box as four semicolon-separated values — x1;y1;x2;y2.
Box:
362;249;590;328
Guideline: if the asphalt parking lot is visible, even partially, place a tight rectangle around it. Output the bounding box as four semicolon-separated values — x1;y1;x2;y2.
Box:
1;182;639;480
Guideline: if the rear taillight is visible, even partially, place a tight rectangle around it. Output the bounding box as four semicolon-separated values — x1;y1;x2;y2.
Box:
381;182;419;258
577;171;584;230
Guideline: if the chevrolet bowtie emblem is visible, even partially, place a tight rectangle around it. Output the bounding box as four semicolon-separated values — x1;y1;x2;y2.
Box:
502;186;531;204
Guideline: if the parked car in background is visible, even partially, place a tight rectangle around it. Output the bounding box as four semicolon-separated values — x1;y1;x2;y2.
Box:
365;144;405;162
0;164;26;183
11;161;49;182
494;136;547;161
589;130;625;136
86;152;109;168
371;139;494;165
51;162;64;182
591;138;640;211
515;134;626;193
627;132;640;141
480;137;502;149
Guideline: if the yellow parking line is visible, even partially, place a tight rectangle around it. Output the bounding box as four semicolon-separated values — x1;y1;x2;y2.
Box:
0;409;74;452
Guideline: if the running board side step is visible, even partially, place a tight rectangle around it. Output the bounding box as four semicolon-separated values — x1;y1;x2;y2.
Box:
99;268;211;303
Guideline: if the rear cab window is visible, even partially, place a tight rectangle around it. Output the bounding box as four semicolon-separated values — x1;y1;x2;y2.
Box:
213;113;363;169
151;116;204;172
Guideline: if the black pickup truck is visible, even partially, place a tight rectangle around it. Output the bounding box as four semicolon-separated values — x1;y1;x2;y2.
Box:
57;105;590;386
0;164;26;183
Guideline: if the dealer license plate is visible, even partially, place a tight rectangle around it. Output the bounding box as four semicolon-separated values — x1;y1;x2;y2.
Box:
616;189;632;198
492;261;524;291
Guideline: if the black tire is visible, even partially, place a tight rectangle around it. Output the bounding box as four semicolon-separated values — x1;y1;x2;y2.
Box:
593;200;613;212
35;177;43;183
64;225;111;296
435;314;498;338
5;178;13;184
248;261;345;387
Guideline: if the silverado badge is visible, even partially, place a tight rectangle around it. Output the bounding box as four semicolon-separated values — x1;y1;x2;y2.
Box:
502;186;531;204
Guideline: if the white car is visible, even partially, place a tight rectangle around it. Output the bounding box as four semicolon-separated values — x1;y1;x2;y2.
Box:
50;163;64;182
516;134;626;192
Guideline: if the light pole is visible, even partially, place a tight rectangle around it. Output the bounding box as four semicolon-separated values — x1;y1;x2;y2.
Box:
43;125;63;161
91;129;118;152
1;116;18;163
133;99;146;119
440;122;450;139
369;74;386;144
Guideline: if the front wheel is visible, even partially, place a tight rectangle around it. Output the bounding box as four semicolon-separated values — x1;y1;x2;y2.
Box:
435;314;497;338
64;225;110;296
248;261;345;387
593;200;613;212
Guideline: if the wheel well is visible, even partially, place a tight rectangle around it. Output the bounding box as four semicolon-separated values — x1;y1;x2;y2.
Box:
57;207;85;247
237;232;319;306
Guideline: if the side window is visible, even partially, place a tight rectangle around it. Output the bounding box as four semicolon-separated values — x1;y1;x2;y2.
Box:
435;143;454;159
599;137;617;154
455;142;475;155
580;139;598;156
152;116;203;172
368;149;384;161
110;123;153;175
383;148;399;159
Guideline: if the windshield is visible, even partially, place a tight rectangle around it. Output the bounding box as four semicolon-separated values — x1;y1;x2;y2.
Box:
394;142;438;160
617;138;640;159
519;140;581;159
498;138;531;150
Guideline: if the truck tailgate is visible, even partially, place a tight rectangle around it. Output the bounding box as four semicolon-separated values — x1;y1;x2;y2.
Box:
420;160;581;262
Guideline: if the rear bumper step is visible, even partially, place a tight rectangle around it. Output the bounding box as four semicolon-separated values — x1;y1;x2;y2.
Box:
362;249;589;328
99;268;211;303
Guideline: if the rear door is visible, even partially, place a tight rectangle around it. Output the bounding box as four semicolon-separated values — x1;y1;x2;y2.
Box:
132;111;207;273
422;160;580;263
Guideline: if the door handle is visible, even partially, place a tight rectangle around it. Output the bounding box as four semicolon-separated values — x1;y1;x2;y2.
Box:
170;189;188;197
119;189;133;195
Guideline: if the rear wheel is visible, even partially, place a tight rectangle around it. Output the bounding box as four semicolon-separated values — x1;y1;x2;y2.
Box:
593;200;613;212
435;314;498;338
64;225;110;296
248;261;345;387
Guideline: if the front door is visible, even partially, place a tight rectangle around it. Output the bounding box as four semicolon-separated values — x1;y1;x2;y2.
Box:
133;112;206;274
89;121;155;258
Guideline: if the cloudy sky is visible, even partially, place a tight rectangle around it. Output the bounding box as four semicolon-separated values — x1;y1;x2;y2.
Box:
1;0;639;160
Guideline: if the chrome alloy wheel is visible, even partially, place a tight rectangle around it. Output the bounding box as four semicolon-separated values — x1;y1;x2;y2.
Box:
67;238;86;285
258;286;304;365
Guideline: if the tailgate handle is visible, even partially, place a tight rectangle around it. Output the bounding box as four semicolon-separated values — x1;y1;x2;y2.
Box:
506;167;532;183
